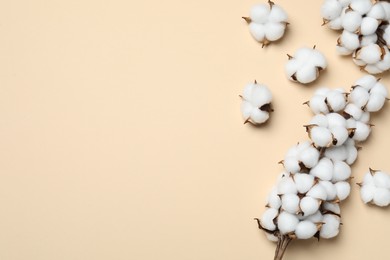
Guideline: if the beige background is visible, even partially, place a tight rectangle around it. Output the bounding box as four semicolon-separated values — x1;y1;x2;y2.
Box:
0;0;390;259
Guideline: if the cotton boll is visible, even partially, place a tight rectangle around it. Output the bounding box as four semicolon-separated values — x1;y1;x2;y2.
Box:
268;5;288;23
277;176;298;195
349;86;370;108
366;93;386;112
352;121;371;142
320;214;340;239
363;171;374;185
250;4;270;23
250;84;273;107
341;11;362;32
329;17;343;30
335;181;351;201
373;188;390;207
299;146;320;168
332;160;351;182
339;30;360;51
307;184;328;201
249;23;266;42
265;22;286;41
360;34;378;47
326;113;346;127
304;211;323;223
370;82;388;98
367;2;386;20
261;208;279;231
296;65;318;84
356;44;382;64
350;0;372;15
354;74;377;90
360;184;376;203
281;193;301;214
277;211;299;234
294;173;315;194
250;109;270;124
329;126;348;146
326;90;347;112
309;114;328;127
240;83;273;125
360;17;379;36
346;145;358;165
337;45;354;55
373;171;390;189
309;95;329;114
310;126;333;147
284;157;301;173
295;221;318;239
266;187;282;209
344;103;363;120
265;233;278;242
322;201;341;214
320;181;337;200
321;0;343;20
310;157;334;181
300;196;320;216
364;64;383;74
325;145;348;162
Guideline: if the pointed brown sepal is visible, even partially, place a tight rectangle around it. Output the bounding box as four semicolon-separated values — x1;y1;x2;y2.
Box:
356;182;363;187
242;16;251;24
303;101;310;106
314;231;321;242
254;79;257;84
268;0;275;8
287;54;293;60
369;167;377;175
321;18;329;26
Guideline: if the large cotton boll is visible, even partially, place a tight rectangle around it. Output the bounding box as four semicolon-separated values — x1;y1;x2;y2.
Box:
320;214;340;239
309;114;328;127
296;65;318;84
250;84;273;107
277;212;299;234
320;181;337;200
341;11;362;32
373;171;390;189
354;74;377;90
326;90;347;112
250;4;270;23
295;221;318;239
310;157;333;181
350;0;372;15
366;93;386;112
339;30;360;50
344;103;363;120
321;0;343;20
284;157;301;173
358;44;382;64
360;184;376;203
309;95;329;114
281;193;300;214
268;5;288;23
265;22;286;41
370;82;388;98
249;23;266;41
335;181;351;201
329;126;348;146
266;187;282;209
349;86;370;108
373;188;390;207
260;208;279;231
352;121;371;142
332;160;351;182
299;146;320;168
307;184;328;200
300;196;320;216
294;173;315;194
310;126;333;147
360;17;379;35
277;176;298;195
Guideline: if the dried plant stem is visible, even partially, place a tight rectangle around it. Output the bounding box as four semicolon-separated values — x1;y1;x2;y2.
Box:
274;235;292;260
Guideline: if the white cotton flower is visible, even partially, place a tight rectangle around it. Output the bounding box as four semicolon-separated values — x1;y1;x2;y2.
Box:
337;30;360;54
350;0;372;15
353;45;390;74
335;181;351;201
322;201;341;214
307;184;328;201
240;82;273;125
265;233;279;242
285;47;327;84
354;74;377;90
359;170;390;207
244;1;288;46
329;125;349;146
320;214;341;239
281;193;301;214
310;157;334;181
307;88;346;114
332;160;351;182
367;2;386;20
321;0;351;30
344;103;364;120
308;126;333;147
347;119;371;142
349;86;370;108
295;221;318;239
283;141;320;173
320;181;338;200
266;186;282;209
294;173;315;194
326;113;347;127
277;211;299;234
277;176;298;195
298;145;320;168
300;196;320;216
366;93;387;112
360;17;379;36
341;10;362;32
304;210;323;223
309;114;328;127
261;208;279;231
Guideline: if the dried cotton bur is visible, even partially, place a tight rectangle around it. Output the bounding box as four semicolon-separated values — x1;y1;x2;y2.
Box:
321;0;390;74
243;0;288;47
240;81;273;125
255;75;388;260
358;168;390;206
285;46;328;84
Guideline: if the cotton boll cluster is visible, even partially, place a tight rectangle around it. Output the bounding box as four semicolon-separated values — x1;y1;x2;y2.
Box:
243;0;288;47
321;0;390;74
256;75;388;249
359;169;390;207
285;47;327;84
240;81;273;125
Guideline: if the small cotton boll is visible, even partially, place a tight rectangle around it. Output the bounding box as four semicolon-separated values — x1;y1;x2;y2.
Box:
350;86;370;108
284;157;301;173
329;126;348;146
300;196;320;216
329;17;343;30
250;109;270;124
363;172;374;185
322;202;341;214
304;210;323;223
299;146;320;168
310;51;328;69
310;126;333;147
375;47;390;72
266;187;282;209
346;145;358;165
261;208;279;231
295;221;318;239
360;34;378;47
350;0;372;15
309;95;329;114
265;233;278;242
321;0;343;20
265;22;286;41
354;74;377;90
335;181;351;201
364;64;383;74
307;184;328;200
357;44;382;64
241;101;254;120
325;145;348;161
339;30;360;51
277;211;299;234
326;113;346;127
281;193;301;214
367;2;386;20
242;83;255;100
320;181;337;200
294;173;315;194
295;65;318;84
297;141;312;153
332;160;351;182
277;176;298;195
250;84;273;107
268;5;288;23
381;2;390;20
310;157;334;181
309;114;328;127
359;111;370;123
250;4;270;24
337;45;354;55
326;90;347;112
373;188;390;207
352;121;371;142
344;103;363;120
373;171;390;189
366;93;386;112
370;82;388;98
360;17;379;36
320;214;340;239
249;23;266;42
360;184;376;203
341;11;362;32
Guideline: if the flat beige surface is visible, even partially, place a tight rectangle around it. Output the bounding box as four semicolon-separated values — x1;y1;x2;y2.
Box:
0;0;390;259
